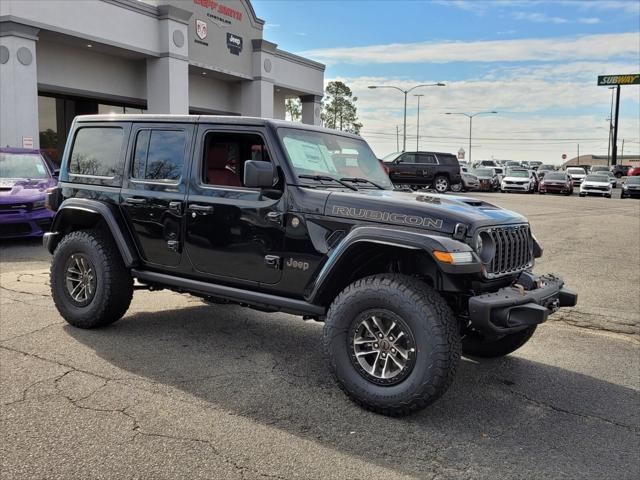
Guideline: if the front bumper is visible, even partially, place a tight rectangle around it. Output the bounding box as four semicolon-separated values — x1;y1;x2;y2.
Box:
580;187;611;196
502;183;529;192
0;208;54;238
468;272;577;335
540;184;570;193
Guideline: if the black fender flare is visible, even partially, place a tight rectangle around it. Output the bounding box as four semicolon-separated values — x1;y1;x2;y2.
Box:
305;225;480;304
44;198;138;267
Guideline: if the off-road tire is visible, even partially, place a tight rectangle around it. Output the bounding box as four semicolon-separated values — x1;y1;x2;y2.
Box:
323;274;461;416
51;229;133;328
462;326;536;358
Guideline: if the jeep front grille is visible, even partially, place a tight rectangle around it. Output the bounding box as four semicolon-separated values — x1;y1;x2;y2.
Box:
484;225;533;278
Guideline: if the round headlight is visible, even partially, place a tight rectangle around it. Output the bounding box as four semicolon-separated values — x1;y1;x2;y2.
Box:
475;231;495;263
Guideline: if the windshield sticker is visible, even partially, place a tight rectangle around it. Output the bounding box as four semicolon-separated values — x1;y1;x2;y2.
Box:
332;205;443;229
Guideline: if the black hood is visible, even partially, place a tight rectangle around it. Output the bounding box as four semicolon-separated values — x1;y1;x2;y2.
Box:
324;189;527;234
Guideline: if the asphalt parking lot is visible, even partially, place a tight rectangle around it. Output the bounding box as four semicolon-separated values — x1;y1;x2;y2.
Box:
1;192;639;479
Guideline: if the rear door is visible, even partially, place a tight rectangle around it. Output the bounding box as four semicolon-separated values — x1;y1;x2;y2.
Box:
416;153;438;184
120;123;194;267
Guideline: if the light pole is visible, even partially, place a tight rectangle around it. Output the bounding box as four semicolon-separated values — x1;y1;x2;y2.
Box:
414;94;425;151
368;83;446;152
607;86;615;165
444;111;497;164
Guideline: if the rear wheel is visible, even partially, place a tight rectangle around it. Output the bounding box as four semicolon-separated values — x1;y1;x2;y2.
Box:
462;326;537;358
433;176;450;193
51;229;133;328
450;182;463;193
323;274;461;416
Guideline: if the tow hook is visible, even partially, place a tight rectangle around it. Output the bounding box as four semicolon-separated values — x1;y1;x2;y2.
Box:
549;299;560;312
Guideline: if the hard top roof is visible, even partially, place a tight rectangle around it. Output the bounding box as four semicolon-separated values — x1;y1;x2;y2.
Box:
73;115;363;140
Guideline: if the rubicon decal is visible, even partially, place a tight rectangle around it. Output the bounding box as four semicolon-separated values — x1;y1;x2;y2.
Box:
332;206;443;229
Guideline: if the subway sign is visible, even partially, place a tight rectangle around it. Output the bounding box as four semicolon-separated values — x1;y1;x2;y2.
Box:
597;74;640;86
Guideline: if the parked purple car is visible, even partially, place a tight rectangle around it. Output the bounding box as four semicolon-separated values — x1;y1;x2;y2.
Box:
0;148;58;239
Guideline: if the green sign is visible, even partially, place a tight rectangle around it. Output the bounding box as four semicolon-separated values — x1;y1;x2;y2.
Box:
597;74;640;86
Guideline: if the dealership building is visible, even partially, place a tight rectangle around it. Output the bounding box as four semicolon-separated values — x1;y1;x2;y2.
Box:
0;0;325;162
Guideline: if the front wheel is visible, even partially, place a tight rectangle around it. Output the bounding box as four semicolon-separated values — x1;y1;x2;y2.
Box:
462;326;537;358
323;274;461;416
51;229;133;328
450;182;463;193
433;176;450;193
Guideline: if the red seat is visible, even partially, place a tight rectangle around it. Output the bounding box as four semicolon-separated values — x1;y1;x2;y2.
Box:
207;145;242;187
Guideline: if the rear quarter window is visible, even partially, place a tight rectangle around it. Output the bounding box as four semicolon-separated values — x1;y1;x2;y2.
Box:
68;126;127;185
437;154;459;166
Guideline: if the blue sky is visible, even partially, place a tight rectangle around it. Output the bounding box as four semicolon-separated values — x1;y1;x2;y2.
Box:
253;0;640;163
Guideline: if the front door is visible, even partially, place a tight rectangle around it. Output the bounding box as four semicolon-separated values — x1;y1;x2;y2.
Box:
184;125;285;285
120;124;194;267
388;152;418;183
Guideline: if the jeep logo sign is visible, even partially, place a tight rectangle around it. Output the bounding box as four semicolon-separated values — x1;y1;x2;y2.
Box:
226;33;242;55
597;74;640;86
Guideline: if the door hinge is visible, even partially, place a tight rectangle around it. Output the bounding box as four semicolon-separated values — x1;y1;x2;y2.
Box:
169;201;182;214
264;255;282;269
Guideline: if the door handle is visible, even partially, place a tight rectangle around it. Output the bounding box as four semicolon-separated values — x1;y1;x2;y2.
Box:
125;197;147;205
188;204;214;213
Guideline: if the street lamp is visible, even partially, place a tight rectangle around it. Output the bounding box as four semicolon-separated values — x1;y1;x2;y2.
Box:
414;94;425;151
444;111;497;164
368;82;446;151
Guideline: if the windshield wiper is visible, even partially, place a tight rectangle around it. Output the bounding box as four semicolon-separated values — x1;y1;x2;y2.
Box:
339;177;386;190
298;174;358;191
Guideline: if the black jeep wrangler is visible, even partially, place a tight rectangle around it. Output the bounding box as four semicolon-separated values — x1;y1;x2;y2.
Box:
44;115;576;416
382;151;462;193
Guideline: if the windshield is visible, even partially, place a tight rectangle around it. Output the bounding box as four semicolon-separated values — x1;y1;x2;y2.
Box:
585;174;607;182
567;168;585;174
473;168;493;176
508;171;529;178
627;177;640;184
0;153;50;179
594;171;612;177
279;128;392;189
539;165;555;170
544;172;566;181
381;151;402;162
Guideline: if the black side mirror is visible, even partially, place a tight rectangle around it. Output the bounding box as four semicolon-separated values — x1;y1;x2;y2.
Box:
244;160;275;188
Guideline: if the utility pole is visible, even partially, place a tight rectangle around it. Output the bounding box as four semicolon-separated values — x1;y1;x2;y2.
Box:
396;125;399;152
577;143;580;163
414;94;424;151
621;138;625;157
611;85;621;166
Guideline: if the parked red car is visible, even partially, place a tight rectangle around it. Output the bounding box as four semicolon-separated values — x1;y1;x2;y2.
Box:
628;166;640;176
538;171;573;195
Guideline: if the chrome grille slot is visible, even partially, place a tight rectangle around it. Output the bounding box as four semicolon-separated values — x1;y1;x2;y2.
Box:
483;225;533;278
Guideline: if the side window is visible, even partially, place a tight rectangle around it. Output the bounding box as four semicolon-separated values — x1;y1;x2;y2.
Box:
418;154;437;164
131;130;186;182
400;153;416;164
69;127;123;177
203;132;270;188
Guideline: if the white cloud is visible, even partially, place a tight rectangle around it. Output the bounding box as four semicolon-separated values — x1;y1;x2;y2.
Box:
303;32;639;65
577;17;602;24
327;63;640;162
264;23;280;29
512;11;568;23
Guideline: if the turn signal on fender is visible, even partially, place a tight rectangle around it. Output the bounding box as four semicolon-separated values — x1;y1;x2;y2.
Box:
433;251;474;264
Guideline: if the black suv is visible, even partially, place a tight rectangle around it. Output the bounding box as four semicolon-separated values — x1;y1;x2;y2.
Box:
44;115;576;416
382;151;461;193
